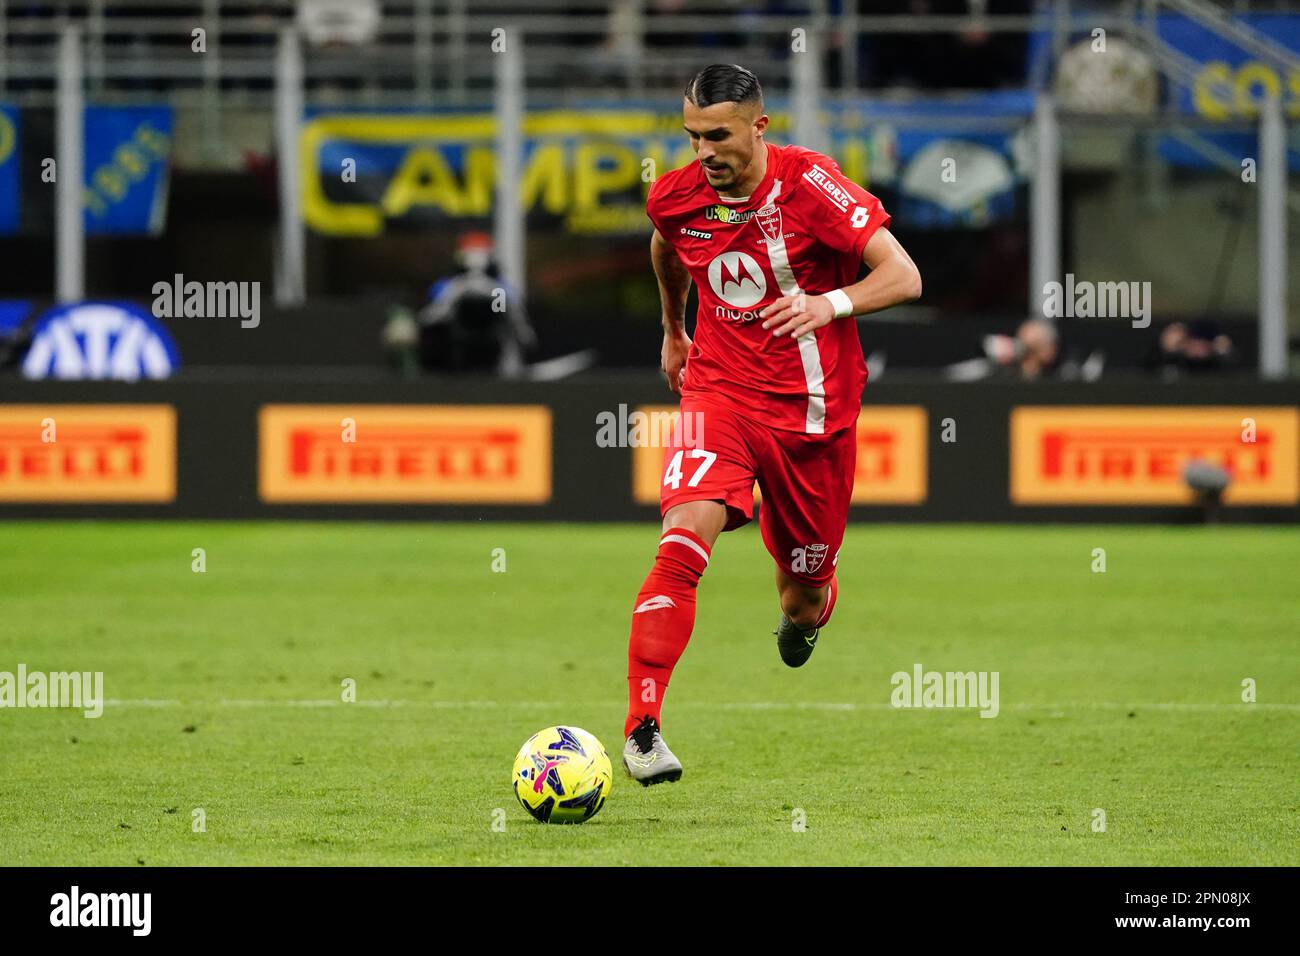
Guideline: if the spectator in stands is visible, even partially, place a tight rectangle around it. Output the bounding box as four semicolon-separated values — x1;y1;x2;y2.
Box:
858;0;1032;90
991;317;1059;378
413;232;537;378
1146;321;1235;377
947;317;1107;381
946;318;1059;381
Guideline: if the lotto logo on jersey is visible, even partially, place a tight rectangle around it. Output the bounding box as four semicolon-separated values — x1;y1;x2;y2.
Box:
708;251;767;310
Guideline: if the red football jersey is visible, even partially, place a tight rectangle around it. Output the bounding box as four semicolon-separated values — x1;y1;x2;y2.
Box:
647;141;891;434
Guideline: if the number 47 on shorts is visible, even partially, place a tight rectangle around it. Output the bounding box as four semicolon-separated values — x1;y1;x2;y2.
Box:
664;449;718;489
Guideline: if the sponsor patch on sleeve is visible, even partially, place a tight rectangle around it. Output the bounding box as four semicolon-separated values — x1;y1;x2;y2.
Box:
801;163;853;213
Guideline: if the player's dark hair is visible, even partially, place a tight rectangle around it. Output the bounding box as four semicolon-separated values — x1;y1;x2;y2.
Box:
684;64;763;110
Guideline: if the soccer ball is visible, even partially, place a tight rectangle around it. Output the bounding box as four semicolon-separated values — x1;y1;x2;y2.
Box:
511;725;613;824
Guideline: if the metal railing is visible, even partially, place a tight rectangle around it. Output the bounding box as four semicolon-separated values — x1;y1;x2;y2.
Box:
7;0;1294;107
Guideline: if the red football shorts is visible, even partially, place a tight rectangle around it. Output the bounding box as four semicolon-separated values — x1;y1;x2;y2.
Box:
658;396;856;587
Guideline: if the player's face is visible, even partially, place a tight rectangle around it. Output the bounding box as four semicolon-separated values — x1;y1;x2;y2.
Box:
682;99;767;193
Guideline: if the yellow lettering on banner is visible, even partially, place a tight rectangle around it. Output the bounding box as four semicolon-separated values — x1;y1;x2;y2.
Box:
1192;60;1300;119
0;111;14;165
114;142;148;181
298;110;805;236
462;145;496;215
1235;61;1281;114
135;122;172;159
1193;61;1234;120
521;143;567;214
573;142;639;212
300;115;495;235
380;146;464;217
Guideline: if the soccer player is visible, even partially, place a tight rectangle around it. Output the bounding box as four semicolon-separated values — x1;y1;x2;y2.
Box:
622;64;923;785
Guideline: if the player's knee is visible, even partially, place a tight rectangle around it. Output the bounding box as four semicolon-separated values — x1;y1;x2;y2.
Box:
660;501;726;544
780;587;824;629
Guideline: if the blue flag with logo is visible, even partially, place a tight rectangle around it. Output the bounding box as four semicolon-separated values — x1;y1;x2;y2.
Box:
83;106;173;235
0;105;19;235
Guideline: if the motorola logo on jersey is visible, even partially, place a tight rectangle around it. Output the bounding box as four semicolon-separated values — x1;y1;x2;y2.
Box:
707;251;767;311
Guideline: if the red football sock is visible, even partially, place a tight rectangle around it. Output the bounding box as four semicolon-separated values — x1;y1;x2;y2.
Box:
624;527;711;737
813;574;838;628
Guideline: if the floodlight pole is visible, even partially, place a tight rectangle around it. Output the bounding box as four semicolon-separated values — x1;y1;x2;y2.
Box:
55;26;85;304
494;27;526;308
791;23;826;156
1030;93;1061;318
275;26;306;307
1258;94;1288;379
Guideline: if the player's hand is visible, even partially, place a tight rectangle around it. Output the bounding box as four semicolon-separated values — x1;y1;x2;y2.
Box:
760;293;836;339
661;328;692;394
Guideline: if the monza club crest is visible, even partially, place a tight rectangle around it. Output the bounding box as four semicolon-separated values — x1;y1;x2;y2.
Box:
754;203;782;243
791;543;829;575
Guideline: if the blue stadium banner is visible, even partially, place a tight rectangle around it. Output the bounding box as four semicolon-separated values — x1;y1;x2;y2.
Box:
300;98;1031;237
1156;13;1300;171
0;105;19;235
1158;13;1300;119
83;106;173;235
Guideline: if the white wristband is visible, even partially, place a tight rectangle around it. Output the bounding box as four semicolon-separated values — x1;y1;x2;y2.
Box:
821;289;853;319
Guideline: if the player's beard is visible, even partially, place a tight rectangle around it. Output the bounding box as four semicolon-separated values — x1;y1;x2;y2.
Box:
704;148;754;193
702;161;733;188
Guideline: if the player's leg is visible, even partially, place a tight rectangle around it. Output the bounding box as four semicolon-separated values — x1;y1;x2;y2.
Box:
755;421;856;667
775;566;832;629
623;400;756;785
772;567;838;668
626;497;726;736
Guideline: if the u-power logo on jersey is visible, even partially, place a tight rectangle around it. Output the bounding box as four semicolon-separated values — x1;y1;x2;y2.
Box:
708;251;767;317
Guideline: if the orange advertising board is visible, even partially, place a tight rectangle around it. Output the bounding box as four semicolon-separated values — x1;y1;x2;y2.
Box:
632;405;927;505
1010;406;1300;505
0;405;176;502
258;405;551;503
851;406;928;504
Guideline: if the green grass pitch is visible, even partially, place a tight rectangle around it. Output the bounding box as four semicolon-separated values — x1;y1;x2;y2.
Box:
1;521;1296;866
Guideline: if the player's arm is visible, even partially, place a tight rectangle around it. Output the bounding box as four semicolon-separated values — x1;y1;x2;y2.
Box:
760;228;922;338
651;227;694;393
